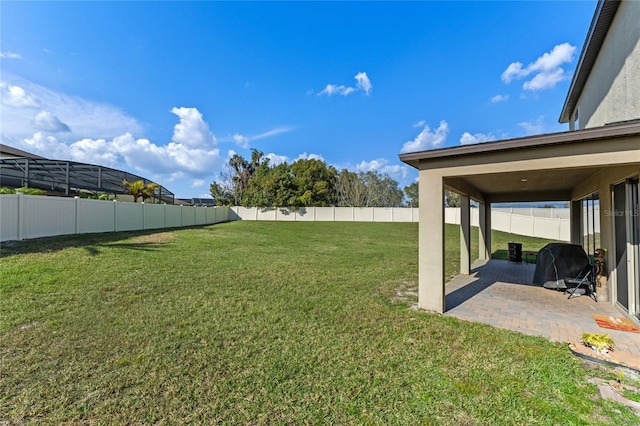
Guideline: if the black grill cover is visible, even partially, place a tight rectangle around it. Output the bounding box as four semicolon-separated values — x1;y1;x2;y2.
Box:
532;243;590;289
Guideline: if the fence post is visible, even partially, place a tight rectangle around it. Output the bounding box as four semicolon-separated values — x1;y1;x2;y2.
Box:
17;192;24;241
532;216;536;239
509;210;513;234
75;196;80;234
113;200;118;232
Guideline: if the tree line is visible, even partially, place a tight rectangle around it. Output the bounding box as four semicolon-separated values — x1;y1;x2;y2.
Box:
209;149;421;208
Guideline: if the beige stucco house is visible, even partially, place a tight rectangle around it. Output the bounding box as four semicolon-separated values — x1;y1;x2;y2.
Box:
400;0;640;319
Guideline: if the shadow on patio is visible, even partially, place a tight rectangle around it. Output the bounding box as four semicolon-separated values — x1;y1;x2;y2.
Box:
444;259;640;370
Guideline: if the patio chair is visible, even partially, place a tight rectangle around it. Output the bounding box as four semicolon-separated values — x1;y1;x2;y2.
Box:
564;264;598;302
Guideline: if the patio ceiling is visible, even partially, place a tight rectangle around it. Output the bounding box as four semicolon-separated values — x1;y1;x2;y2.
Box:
444;165;608;203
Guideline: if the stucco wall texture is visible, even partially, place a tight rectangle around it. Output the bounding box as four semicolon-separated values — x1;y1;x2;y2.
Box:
578;0;640;128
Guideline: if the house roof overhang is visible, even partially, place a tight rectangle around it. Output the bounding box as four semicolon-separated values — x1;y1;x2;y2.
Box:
398;122;640;204
559;0;621;123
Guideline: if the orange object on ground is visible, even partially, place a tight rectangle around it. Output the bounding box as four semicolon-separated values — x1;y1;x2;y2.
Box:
592;314;640;333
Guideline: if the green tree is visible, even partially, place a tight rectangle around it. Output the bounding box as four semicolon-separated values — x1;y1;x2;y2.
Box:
230;149;264;203
290;158;337;207
404;182;419;207
123;180;159;203
210;149;265;205
209;181;235;206
244;161;295;207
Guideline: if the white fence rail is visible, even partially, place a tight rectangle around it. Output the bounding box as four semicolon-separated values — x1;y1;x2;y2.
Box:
232;206;570;241
1;194;231;242
231;206;420;223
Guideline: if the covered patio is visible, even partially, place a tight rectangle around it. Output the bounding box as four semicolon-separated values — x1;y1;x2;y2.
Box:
399;122;640;318
444;259;640;369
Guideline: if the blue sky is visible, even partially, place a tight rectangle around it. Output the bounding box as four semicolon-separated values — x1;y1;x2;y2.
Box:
1;1;597;199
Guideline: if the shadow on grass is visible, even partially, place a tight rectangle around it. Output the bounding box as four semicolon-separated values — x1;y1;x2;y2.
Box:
0;227;202;259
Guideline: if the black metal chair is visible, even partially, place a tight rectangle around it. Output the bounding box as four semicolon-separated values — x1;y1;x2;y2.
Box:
564;264;598;302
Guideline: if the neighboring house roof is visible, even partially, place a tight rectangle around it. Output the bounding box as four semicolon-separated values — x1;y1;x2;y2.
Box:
0;144;46;160
559;0;621;123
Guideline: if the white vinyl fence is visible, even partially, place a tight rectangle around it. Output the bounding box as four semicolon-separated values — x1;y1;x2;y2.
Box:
0;195;571;243
0;194;231;242
232;206;570;241
445;208;570;241
231;206;419;223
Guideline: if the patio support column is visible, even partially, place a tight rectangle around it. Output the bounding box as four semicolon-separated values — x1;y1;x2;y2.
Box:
570;200;582;245
460;194;471;274
479;201;491;261
418;168;445;313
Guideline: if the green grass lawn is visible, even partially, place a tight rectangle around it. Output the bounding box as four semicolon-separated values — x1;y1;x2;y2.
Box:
1;222;637;424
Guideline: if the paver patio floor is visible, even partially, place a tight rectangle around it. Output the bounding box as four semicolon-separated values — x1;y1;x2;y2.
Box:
444;259;640;370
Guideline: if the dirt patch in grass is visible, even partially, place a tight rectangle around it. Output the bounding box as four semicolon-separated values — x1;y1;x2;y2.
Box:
383;279;418;306
128;232;174;244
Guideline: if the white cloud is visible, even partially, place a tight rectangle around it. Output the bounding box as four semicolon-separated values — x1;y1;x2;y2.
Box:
1;76;143;141
191;179;205;188
355;72;372;95
228;127;293;148
69;138;119;167
112;131;221;176
170;107;215;149
400;120;449;153
413;120;425;128
318;71;372;97
356;158;388;173
265;153;289;165
296;152;324;161
33;111;71;132
13;106;222;179
523;68;566;91
22;132;69;159
518;116;545;135
233;133;250;149
491;94;509;103
379;164;410;181
0;82;40;108
501;43;576;91
501;62;525;84
1;77;227;198
0;51;21;59
263;152;325;166
354;158;409;181
318;84;355;96
252;127;293;140
459;132;496;145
